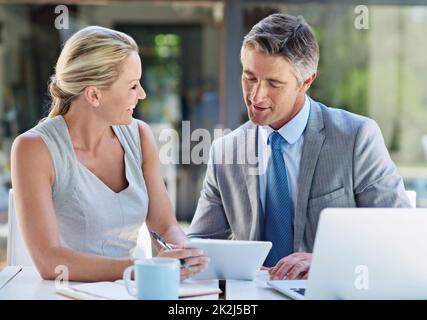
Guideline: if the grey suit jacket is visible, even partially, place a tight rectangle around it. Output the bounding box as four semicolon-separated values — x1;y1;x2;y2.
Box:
187;98;411;252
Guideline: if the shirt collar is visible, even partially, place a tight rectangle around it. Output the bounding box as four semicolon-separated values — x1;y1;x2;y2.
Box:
259;94;311;145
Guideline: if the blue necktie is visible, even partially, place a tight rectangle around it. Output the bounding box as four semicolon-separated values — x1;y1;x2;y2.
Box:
263;131;294;267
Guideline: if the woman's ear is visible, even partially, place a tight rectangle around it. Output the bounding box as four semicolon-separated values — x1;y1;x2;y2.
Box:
83;86;102;108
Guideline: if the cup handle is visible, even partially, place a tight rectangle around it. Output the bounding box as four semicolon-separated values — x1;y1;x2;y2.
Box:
123;266;137;298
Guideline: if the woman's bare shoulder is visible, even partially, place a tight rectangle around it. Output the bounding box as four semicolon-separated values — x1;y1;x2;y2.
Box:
133;119;160;168
12;131;50;156
134;119;158;149
12;131;54;178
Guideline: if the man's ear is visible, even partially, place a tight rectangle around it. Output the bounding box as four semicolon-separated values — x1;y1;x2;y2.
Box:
83;86;102;108
301;72;317;92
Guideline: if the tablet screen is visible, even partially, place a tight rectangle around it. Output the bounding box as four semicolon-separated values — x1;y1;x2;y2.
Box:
184;239;272;280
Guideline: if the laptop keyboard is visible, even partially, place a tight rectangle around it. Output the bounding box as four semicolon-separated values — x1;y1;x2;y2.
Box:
290;288;306;296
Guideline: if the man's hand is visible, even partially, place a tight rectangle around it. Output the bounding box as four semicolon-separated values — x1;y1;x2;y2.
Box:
267;252;312;280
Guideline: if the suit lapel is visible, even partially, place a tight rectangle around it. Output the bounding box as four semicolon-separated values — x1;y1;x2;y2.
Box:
239;99;325;245
241;122;261;240
294;99;325;251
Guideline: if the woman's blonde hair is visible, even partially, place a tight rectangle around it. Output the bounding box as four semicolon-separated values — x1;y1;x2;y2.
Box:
47;26;138;118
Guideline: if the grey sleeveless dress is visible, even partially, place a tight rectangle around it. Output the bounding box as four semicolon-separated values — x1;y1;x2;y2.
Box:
28;116;149;258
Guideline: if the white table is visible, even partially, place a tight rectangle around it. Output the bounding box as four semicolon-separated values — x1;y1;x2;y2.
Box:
225;272;288;300
0;266;287;300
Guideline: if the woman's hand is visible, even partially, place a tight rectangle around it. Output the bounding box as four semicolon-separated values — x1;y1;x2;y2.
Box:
158;246;209;281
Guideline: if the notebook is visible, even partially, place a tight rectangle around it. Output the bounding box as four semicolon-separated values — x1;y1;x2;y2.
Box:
56;279;221;300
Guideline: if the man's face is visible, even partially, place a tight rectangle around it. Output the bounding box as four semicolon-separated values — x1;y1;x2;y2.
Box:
241;47;312;130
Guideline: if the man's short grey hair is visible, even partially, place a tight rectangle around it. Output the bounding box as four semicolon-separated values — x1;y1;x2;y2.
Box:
242;13;319;83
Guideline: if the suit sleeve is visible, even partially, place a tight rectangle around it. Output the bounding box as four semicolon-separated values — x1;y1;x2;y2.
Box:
353;118;411;207
187;139;232;239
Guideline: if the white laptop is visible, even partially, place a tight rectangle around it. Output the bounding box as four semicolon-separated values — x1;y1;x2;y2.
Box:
268;208;427;300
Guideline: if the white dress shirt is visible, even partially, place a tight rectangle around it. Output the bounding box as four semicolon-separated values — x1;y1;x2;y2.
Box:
258;95;311;216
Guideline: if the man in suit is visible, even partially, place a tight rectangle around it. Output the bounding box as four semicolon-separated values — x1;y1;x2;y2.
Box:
187;13;410;280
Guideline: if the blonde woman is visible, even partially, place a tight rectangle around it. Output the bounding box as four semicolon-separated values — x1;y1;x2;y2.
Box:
11;26;208;281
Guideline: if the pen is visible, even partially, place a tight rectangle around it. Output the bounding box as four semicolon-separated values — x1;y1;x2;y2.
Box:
149;230;190;269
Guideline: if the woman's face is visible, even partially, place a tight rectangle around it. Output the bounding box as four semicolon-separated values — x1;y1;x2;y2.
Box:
98;51;146;125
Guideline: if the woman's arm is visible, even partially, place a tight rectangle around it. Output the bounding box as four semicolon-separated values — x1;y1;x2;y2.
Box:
11;133;132;281
137;121;186;245
137;121;208;279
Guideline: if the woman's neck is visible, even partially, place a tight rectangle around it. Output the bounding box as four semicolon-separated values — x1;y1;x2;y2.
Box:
63;101;113;153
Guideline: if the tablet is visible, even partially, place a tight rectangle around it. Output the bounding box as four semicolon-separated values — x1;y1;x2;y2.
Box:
184;239;272;281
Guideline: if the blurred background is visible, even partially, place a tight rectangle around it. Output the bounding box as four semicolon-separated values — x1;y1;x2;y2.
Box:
1;0;427;269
